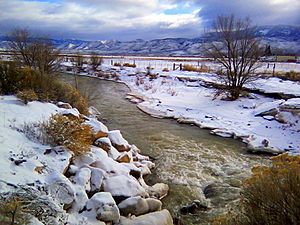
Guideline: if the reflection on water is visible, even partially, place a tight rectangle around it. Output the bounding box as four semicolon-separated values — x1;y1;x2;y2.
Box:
61;74;268;224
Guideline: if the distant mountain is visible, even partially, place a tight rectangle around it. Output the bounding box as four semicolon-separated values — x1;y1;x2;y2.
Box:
1;25;299;56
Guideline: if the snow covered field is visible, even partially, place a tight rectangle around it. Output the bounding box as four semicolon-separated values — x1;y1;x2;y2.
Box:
97;64;300;154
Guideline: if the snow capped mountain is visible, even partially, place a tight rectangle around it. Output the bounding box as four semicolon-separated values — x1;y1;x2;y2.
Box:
1;25;299;55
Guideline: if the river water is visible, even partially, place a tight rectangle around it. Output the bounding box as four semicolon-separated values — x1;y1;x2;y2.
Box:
61;74;269;224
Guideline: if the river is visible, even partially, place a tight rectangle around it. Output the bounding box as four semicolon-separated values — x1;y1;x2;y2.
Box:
61;74;269;225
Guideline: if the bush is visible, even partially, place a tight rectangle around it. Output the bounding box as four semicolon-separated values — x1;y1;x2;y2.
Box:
213;153;300;225
43;114;93;155
162;68;169;72
123;62;136;68
0;61;89;114
16;89;38;104
0;61;23;94
113;62;122;66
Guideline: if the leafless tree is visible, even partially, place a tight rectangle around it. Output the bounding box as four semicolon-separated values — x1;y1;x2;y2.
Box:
90;52;103;71
204;15;262;100
8;28;61;75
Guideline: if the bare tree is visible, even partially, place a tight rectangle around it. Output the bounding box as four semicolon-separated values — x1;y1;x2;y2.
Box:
89;52;103;71
204;15;262;100
8;28;61;75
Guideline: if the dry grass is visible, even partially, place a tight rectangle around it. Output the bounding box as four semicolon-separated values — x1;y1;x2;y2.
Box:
182;64;210;73
16;89;38;104
162;68;169;72
113;62;122;66
273;70;300;81
213;153;300;225
43;114;93;155
123;62;136;68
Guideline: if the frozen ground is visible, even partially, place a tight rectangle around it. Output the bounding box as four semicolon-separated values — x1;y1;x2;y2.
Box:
98;64;300;154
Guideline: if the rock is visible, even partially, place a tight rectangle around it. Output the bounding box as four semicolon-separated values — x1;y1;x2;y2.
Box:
57;102;72;109
84;118;109;139
88;106;102;120
117;209;173;225
117;152;133;163
118;197;162;217
108;130;131;152
103;175;149;200
108;146;122;160
118;196;149;216
71;167;91;191
94;137;112;151
88;166;105;192
60;108;80;118
47;172;75;205
146;183;169;200
146;198;162;212
86;192;120;223
210;129;233;138
72;188;89;212
180;199;210;215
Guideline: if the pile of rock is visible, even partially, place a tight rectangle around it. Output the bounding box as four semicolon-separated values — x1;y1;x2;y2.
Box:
48;103;172;225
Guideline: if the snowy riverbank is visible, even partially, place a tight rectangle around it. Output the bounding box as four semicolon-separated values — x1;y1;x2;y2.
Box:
90;64;300;155
0;95;172;225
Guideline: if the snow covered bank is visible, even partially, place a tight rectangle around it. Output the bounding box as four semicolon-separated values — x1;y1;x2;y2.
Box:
94;65;300;154
0;95;172;225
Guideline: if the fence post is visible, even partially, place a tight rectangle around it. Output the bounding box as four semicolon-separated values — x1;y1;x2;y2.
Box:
273;63;276;76
173;63;175;71
180;63;182;71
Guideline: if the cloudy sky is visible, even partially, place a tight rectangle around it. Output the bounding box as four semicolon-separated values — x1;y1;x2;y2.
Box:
0;0;299;41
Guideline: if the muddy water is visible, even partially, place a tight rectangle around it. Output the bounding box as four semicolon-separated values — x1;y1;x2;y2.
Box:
61;74;268;224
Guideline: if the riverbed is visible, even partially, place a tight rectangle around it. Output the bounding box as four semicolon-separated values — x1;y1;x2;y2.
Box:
61;74;269;224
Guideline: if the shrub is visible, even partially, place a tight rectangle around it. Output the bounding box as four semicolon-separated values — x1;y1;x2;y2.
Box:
0;61;23;94
162;68;169;72
213;153;300;225
113;62;122;67
43;114;93;155
123;62;136;68
0;195;31;225
16;89;38;104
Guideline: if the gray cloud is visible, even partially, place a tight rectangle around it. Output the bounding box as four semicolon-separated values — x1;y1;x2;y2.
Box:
0;0;299;41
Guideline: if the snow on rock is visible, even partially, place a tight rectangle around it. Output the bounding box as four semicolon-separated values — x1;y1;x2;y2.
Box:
88;166;106;192
46;172;76;205
118;196;162;216
94;137;112;151
253;100;284;116
70;167;91;191
117;151;133;163
108;146;122;160
117;209;173;225
86;192;120;223
280;98;300;110
60;108;80;118
103;174;149;199
210;129;234;138
146;183;169;200
108;130;131;152
84;118;109;139
57;101;72;109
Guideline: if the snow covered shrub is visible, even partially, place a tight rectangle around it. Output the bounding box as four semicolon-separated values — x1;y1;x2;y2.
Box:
135;76;145;86
167;88;177;96
123;62;136;68
144;82;153;91
44;114;93;155
213;153;300;225
16;89;38;104
0;186;66;225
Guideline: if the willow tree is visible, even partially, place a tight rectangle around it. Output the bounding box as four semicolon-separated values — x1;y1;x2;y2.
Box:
205;15;262;100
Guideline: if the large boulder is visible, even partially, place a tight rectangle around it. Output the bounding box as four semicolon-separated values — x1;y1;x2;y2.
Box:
86;192;120;223
118;196;162;216
88;166;106;192
70;167;91;191
108;130;131;152
47;172;75;205
103;175;149;200
146;183;169;200
84;118;109;139
94;137;112;151
117;209;173;225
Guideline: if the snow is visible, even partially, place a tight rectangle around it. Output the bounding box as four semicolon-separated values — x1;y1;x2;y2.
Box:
84;118;109;134
94;64;300;154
